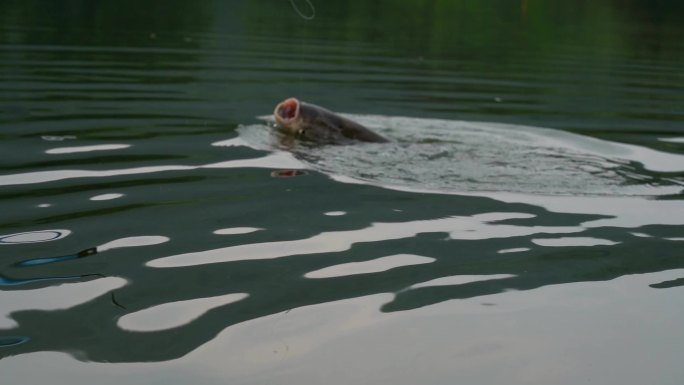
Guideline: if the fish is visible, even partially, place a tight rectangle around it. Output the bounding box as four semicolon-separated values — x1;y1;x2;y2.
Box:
273;97;388;144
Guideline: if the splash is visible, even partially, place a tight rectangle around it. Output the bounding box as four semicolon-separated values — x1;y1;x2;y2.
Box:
239;115;684;197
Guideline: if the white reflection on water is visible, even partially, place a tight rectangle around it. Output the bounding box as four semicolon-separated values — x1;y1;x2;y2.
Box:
659;137;684;144
497;247;530;254
97;236;170;252
482;193;684;229
531;237;619;247
305;254;435;279
213;227;263;235
46;144;131;155
335;176;684;229
2;271;684;384
148;212;582;268
117;293;249;332
0;165;196;186
0;277;126;328
0;152;305;187
410;274;517;289
185;269;684;385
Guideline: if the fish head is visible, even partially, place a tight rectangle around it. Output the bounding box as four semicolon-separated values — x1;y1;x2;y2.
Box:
273;97;302;133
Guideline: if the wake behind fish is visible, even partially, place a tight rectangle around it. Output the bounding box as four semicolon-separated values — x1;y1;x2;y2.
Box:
237;115;684;197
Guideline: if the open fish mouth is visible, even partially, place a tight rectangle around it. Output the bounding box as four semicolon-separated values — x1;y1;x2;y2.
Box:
274;97;300;124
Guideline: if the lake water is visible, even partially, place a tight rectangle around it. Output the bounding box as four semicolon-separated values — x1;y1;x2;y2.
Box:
1;1;684;384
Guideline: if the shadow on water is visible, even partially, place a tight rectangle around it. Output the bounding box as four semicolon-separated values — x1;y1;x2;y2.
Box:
1;170;684;362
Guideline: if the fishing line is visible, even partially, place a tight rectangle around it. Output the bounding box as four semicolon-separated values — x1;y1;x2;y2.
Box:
289;0;315;20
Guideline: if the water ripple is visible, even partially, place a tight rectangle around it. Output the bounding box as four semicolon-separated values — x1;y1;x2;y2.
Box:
0;229;70;244
148;213;582;268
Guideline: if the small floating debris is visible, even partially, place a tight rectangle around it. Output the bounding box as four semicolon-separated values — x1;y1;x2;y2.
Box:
41;135;76;142
0;336;29;348
271;169;306;178
324;211;346;216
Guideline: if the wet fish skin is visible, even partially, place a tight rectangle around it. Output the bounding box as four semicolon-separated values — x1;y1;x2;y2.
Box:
274;98;388;144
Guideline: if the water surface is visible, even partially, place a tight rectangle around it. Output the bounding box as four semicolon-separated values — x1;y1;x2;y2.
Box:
1;1;684;384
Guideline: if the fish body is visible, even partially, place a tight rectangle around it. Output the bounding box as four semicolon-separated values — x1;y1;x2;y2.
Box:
273;98;388;144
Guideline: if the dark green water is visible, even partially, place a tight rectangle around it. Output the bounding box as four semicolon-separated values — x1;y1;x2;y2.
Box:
1;1;684;384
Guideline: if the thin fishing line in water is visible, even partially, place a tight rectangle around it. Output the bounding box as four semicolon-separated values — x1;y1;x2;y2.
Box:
289;0;315;20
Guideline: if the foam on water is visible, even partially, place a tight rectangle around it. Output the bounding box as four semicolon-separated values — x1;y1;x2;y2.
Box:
239;115;684;197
